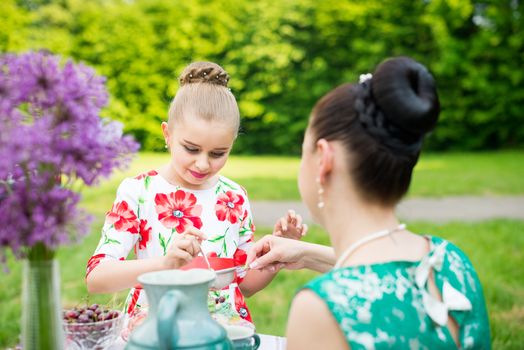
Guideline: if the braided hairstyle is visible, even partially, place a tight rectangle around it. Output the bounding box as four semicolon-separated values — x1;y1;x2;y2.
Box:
309;57;440;206
178;61;230;87
169;61;239;133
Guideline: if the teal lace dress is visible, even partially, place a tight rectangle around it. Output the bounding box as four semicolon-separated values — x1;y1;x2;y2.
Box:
304;236;490;349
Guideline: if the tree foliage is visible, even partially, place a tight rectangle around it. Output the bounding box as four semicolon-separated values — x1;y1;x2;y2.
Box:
2;0;523;153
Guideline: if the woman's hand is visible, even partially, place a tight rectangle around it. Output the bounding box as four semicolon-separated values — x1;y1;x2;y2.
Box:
247;235;336;274
273;209;308;240
163;227;207;269
246;235;307;272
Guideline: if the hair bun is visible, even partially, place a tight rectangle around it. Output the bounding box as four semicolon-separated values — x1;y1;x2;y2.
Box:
179;61;230;88
372;57;440;136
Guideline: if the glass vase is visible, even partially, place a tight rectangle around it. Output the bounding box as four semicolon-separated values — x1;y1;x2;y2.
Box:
22;259;64;350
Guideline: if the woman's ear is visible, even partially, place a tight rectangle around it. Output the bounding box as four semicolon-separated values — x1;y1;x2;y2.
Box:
161;122;170;146
316;138;334;185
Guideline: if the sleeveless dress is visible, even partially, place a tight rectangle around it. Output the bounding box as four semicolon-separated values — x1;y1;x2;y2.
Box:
86;170;256;327
304;236;490;349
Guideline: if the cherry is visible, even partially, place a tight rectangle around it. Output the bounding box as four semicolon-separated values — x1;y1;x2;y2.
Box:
77;314;90;323
65;310;79;319
63;305;120;324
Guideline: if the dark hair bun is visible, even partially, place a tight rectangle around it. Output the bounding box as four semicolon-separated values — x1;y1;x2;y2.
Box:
372;57;440;136
179;61;230;87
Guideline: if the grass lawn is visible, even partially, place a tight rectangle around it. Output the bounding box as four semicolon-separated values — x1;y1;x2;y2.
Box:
1;152;523;348
82;151;524;208
0;220;522;349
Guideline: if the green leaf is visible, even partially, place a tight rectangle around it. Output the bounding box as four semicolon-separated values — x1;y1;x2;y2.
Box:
222;238;228;255
208;234;226;243
219;178;236;190
159;234;167;255
103;237;121;245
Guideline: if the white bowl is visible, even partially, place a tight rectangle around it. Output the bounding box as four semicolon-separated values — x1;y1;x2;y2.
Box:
210;267;236;290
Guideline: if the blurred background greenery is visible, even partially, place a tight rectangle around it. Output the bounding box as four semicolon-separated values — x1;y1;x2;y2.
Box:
2;0;523;154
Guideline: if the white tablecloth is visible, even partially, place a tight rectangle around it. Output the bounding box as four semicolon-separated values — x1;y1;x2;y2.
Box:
111;334;286;350
258;334;287;350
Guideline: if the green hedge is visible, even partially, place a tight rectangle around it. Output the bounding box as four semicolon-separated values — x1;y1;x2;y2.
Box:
2;0;523;153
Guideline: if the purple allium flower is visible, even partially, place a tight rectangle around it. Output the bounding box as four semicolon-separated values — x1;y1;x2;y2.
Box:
0;51;139;260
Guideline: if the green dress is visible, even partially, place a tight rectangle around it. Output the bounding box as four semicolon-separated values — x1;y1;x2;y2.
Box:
304;236;490;349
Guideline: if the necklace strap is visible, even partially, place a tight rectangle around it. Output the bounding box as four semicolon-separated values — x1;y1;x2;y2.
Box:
334;223;406;269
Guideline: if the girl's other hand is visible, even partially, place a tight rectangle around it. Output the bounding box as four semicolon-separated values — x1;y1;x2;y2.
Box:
273;209;308;240
163;227;207;269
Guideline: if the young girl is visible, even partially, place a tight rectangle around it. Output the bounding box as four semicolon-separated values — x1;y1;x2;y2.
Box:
85;61;306;328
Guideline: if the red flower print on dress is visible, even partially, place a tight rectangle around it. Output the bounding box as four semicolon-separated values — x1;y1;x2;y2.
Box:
233;248;249;284
234;287;252;322
134;170;158;180
215;191;244;224
127;288;142;314
137;219;152;250
155;190;203;233
233;248;247;266
86;253;106;278
106;200;139;233
240;209;255;233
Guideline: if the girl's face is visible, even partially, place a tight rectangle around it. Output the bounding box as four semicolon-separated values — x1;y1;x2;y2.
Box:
163;118;236;189
298;128;319;220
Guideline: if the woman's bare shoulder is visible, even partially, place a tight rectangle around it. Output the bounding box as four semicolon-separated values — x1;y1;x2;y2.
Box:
286;289;350;350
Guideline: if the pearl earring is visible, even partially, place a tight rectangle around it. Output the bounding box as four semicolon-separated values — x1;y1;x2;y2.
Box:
316;178;325;209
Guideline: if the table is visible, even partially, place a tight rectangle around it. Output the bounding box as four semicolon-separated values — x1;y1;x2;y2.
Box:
257;334;287;350
111;334;287;349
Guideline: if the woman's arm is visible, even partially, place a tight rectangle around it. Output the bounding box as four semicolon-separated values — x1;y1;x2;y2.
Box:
246;235;336;273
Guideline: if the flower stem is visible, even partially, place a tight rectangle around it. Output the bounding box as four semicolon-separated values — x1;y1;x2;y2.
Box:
22;259;64;350
27;243;55;261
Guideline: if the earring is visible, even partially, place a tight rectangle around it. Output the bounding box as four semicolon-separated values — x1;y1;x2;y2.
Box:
316;178;325;209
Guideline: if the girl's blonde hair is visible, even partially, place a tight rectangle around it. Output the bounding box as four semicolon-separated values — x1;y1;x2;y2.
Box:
168;61;240;133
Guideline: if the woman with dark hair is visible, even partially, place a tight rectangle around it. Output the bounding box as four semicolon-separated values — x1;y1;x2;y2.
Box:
247;57;490;349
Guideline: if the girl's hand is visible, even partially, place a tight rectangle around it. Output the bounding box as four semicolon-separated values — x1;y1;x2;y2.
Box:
163;227;207;269
273;209;308;240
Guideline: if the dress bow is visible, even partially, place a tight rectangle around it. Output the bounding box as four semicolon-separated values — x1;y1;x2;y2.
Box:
415;242;472;327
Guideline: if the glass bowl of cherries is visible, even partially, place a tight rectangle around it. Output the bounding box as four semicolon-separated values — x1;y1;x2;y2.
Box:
62;304;123;350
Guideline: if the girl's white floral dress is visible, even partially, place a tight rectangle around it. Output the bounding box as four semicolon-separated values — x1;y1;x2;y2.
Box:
86;170;256;327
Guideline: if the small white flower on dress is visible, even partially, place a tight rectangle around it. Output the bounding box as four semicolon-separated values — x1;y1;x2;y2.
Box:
357;307;372;323
349;331;376;350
